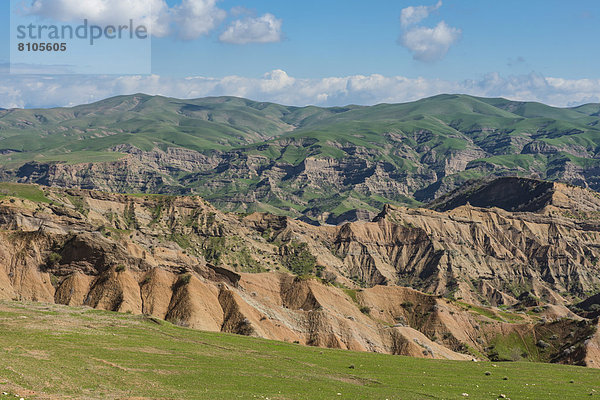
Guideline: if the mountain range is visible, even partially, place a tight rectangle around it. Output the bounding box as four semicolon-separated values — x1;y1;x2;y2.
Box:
1;94;600;222
2;92;600;368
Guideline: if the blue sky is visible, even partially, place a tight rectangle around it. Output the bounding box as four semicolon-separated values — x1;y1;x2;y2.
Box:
150;0;599;80
0;0;599;108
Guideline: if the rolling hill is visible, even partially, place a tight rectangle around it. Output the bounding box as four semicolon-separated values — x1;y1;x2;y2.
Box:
1;94;600;221
2;301;599;399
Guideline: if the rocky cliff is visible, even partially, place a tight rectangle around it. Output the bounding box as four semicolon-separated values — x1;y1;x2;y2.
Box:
0;180;599;366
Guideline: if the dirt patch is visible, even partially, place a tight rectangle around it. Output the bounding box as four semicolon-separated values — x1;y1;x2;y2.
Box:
325;374;381;386
24;350;50;360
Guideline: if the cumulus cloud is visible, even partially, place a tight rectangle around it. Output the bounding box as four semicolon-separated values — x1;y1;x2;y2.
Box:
172;0;226;40
1;69;599;109
22;0;169;36
399;1;461;62
399;21;461;62
400;0;442;27
20;0;226;39
219;13;283;44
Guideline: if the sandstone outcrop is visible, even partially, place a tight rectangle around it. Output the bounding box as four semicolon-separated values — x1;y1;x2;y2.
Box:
0;180;598;366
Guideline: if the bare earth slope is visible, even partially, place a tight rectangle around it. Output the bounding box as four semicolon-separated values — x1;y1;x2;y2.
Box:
0;179;599;366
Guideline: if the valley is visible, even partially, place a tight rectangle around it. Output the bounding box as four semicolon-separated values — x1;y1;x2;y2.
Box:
1;95;600;398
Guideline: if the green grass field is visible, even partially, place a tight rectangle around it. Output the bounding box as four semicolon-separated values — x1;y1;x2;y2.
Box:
0;301;598;399
0;183;51;204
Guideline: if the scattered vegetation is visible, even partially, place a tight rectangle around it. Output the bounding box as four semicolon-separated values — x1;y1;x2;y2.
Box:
401;301;414;310
202;236;228;264
123;201;139;229
343;289;359;304
169;233;193;252
235;247;265;273
150;196;175;224
66;194;89;216
280;241;317;276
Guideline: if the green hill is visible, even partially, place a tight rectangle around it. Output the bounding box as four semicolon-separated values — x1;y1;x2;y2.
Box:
1;94;600;220
1;301;598;400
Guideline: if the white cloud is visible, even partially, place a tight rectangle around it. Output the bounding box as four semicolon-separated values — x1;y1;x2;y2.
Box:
400;0;442;27
399;21;461;62
20;0;226;40
230;6;252;17
172;0;226;40
399;1;461;62
1;70;599;109
219;13;283;44
22;0;170;36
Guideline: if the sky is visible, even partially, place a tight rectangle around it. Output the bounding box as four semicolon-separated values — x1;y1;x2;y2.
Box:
0;0;600;108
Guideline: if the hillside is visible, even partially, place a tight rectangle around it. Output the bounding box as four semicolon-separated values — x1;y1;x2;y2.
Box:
1;94;600;220
430;176;600;216
1;180;600;368
1;302;599;400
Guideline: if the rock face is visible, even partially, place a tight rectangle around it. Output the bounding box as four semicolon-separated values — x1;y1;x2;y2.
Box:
251;178;600;305
0;179;599;366
430;176;600;215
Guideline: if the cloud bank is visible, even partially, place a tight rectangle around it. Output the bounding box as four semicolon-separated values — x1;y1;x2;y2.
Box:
0;69;598;109
399;1;461;62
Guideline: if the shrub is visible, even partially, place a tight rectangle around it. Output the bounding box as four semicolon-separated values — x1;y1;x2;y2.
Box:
49;274;59;287
178;274;192;286
401;301;414;309
359;306;371;314
536;339;550;349
281;241;317;276
48;252;62;266
115;264;126;273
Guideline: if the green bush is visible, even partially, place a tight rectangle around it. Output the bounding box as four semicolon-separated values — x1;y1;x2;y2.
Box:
178;274;192;286
281;241;317;276
48;252;62;266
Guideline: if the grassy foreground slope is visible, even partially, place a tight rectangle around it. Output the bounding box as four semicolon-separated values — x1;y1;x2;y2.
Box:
0;302;598;400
